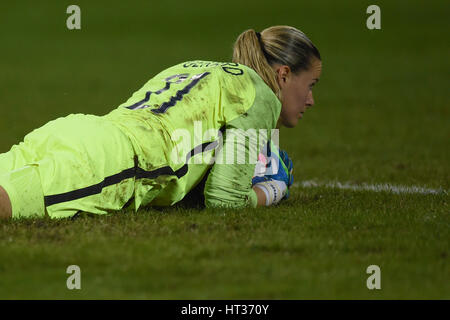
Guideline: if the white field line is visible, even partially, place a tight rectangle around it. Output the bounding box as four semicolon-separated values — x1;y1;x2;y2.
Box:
292;180;448;195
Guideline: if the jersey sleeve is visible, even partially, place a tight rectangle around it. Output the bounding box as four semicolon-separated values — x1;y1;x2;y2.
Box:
203;68;281;209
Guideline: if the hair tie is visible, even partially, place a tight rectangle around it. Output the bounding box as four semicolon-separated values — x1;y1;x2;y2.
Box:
255;31;271;62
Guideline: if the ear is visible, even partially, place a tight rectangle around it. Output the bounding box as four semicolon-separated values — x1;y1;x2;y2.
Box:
273;65;291;88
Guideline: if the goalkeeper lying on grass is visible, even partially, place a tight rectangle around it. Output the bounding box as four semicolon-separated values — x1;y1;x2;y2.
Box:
0;25;321;219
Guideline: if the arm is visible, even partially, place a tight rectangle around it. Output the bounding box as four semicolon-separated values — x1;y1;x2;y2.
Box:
203;65;282;209
253;185;267;206
203;138;293;208
203;121;266;208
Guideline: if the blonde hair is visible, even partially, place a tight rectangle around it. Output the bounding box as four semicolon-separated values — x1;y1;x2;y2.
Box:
232;25;321;99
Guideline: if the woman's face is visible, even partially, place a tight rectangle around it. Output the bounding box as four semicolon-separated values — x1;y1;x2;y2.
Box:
275;58;322;128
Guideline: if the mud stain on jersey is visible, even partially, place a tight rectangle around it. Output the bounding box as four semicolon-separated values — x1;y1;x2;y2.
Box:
196;80;206;92
190;109;208;122
236;77;248;94
225;90;244;105
137;125;153;133
158;128;171;147
183;95;192;105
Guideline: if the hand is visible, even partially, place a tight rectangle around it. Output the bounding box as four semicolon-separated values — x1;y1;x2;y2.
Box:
252;141;294;199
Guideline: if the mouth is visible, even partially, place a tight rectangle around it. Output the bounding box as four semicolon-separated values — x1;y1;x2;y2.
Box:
298;112;304;118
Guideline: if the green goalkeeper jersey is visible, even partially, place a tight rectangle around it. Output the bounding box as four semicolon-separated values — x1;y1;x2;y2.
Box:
104;60;281;210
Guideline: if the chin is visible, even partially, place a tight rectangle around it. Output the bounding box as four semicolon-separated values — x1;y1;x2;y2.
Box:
283;119;298;128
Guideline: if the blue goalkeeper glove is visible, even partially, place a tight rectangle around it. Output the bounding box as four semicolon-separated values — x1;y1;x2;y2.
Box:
252;141;294;204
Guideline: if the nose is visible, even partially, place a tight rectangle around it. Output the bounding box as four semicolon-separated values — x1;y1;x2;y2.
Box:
306;91;314;107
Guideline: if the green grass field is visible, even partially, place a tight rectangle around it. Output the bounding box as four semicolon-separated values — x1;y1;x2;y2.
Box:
0;0;448;299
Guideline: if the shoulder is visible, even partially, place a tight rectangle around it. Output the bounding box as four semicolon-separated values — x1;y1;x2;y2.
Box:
170;60;281;130
142;60;281;128
163;60;264;83
218;64;281;130
153;60;272;93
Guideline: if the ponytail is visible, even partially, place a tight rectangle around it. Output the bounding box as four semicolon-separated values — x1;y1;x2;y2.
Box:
232;29;281;99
